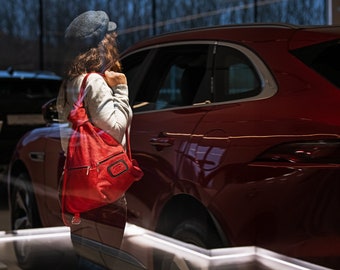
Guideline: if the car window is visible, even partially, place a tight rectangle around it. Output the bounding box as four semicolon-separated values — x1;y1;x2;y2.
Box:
291;40;340;88
213;45;261;102
133;44;211;112
122;49;151;104
0;79;60;99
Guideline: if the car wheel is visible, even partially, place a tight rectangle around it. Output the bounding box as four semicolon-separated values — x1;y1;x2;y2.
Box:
10;172;81;270
172;218;223;248
10;172;43;269
10;172;41;230
154;218;224;270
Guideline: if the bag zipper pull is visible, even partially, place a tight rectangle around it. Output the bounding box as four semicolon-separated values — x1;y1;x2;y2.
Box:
71;213;81;225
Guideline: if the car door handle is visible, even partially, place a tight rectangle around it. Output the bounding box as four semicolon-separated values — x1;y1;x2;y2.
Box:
149;136;175;150
29;152;45;162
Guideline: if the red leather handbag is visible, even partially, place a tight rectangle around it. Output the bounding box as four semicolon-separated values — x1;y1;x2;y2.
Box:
61;73;143;225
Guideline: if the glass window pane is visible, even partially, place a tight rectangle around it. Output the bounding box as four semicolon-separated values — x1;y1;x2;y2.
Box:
214;46;261;102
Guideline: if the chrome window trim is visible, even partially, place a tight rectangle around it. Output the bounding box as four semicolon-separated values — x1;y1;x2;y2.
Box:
215;41;277;103
123;40;278;114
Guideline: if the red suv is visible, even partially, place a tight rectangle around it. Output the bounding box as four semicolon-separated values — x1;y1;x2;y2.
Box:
7;24;340;269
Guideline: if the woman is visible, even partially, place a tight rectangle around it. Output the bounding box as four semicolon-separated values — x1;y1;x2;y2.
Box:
57;10;132;153
56;13;141;270
57;10;133;227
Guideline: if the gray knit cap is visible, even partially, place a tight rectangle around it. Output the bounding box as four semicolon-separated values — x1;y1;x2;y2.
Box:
65;10;117;53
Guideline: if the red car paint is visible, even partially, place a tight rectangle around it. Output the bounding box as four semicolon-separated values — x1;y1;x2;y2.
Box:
8;24;340;269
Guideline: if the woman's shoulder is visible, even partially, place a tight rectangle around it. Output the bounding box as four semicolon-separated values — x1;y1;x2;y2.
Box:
87;72;105;81
85;73;107;88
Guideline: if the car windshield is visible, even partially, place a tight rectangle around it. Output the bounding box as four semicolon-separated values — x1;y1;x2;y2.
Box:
291;40;340;88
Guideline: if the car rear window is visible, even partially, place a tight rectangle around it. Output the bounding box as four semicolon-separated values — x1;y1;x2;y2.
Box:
214;45;261;102
291;40;340;88
0;79;60;99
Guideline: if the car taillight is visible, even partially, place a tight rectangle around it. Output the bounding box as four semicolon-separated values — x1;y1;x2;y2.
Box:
255;140;340;164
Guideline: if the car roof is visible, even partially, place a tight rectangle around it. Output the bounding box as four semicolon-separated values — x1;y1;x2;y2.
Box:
0;68;61;80
121;23;340;56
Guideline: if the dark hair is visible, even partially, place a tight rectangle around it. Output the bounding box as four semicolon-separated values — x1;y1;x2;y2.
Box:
66;32;121;80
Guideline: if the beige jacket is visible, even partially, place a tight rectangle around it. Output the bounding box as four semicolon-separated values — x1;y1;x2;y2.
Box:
57;73;132;152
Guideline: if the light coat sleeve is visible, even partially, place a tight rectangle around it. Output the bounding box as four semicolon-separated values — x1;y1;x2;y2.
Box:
84;73;132;145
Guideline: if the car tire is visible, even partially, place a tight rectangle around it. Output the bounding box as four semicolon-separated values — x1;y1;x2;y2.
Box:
10;172;41;230
172;218;223;248
154;218;224;270
10;172;44;269
9;172;84;270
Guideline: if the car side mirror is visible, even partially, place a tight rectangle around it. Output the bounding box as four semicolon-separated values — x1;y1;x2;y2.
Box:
42;98;60;124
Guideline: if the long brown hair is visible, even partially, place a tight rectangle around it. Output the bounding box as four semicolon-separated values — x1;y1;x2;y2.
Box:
66;32;121;80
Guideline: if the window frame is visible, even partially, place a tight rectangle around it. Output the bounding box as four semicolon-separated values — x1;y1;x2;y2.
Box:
213;45;261;102
129;42;214;112
122;40;278;113
212;41;277;105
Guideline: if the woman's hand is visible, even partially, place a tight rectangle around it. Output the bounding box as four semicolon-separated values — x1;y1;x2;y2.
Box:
104;70;127;87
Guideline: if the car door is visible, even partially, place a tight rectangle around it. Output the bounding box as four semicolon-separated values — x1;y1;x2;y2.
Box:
123;43;215;229
181;43;266;183
186;42;281;245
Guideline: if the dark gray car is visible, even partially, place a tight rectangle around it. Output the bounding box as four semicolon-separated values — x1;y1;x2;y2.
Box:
0;68;61;164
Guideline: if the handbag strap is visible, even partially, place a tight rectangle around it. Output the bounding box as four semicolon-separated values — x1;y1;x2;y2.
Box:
75;73;92;108
77;73;133;159
125;127;132;159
